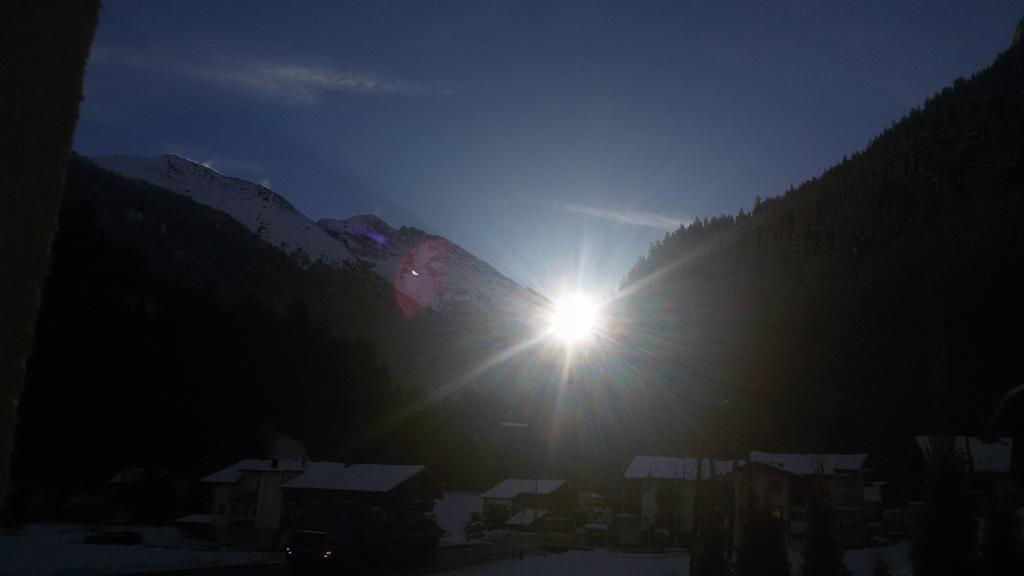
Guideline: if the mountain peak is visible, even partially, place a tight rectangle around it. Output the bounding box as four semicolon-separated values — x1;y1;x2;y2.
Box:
327;213;396;235
91;154;353;266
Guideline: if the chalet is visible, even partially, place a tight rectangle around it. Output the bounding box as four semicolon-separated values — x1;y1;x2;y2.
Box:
481;478;576;531
200;459;438;548
734;452;868;548
914;436;1014;497
280;462;439;532
623;456;741;546
202;458;310;547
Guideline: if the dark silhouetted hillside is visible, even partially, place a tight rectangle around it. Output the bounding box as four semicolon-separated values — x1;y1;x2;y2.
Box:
617;22;1024;467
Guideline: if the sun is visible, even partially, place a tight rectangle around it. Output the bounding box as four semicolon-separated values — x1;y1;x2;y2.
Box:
548;292;600;344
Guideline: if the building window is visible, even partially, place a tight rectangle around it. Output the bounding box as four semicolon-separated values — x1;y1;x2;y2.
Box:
217;504;225;516
768;480;782;495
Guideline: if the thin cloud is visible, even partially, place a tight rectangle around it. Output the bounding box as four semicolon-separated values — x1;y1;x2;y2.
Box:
558;202;687;231
88;47;451;104
198;62;453;103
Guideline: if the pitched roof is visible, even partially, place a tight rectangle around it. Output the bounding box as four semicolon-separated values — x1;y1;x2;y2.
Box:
201;459;310;484
481;479;566;500
624;456;742;480
914;436;1013;473
992;384;1024;432
748;452;867;476
281;462;426;493
175;513;212;524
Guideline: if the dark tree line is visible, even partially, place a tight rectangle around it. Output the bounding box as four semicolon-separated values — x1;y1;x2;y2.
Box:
616;20;1024;464
9;157;399;520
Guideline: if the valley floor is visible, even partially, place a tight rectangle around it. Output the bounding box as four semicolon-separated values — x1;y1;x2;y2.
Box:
430;544;911;576
0;524;281;576
0;522;912;576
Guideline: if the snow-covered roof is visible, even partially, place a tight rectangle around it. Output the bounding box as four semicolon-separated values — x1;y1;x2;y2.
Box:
202;459;310;484
991;385;1024;434
481;479;566;500
109;468;145;484
748;452;867;476
506;508;547;526
281;462;426;493
914;436;1013;473
175;514;212;524
624;456;743;480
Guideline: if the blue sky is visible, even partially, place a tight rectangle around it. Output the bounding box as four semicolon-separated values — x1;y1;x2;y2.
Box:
73;1;1022;295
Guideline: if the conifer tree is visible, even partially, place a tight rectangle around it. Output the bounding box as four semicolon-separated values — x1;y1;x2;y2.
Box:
911;435;975;576
800;466;849;576
735;485;790;576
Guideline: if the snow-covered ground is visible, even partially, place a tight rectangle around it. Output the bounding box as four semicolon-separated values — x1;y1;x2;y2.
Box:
0;521;912;576
434;491;485;547
0;524;282;576
785;542;911;576
437;549;691;575
842;542;912;576
435;543;911;576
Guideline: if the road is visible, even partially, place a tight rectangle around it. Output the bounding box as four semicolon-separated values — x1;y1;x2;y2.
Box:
114;542;534;576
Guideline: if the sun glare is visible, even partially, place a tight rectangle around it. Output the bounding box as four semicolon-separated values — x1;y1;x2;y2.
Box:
548;292;600;344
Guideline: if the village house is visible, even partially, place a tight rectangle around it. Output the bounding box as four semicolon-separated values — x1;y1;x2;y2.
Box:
480;478;576;531
200;459;437;548
202;458;310;547
280;462;439;533
914;436;1015;498
623;455;741;546
734;452;869;548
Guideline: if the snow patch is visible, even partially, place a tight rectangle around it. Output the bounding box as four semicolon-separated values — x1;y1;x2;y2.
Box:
433;491;484;547
91;154;353;267
0;523;282;576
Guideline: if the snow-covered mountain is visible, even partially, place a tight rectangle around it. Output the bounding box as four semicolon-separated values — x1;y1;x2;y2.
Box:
91;154;545;318
91;155;353;267
318;215;546;317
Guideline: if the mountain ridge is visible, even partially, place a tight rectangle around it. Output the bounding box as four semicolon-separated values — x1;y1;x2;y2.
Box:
92;154;544;318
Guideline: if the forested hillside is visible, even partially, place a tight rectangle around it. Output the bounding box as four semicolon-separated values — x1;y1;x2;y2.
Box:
10;157;404;516
617;23;1024;464
9;157;568;517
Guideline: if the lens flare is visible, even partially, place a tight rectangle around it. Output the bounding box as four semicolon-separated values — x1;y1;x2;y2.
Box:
548;292;599;344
